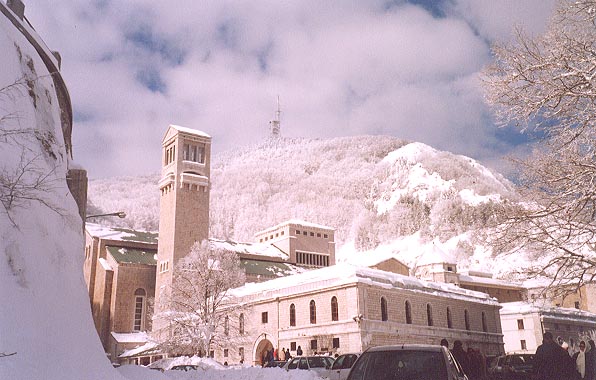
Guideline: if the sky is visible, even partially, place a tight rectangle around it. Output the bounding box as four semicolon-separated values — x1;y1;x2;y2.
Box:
23;0;556;179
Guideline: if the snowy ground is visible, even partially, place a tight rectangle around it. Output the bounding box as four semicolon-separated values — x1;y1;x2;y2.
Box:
119;365;322;380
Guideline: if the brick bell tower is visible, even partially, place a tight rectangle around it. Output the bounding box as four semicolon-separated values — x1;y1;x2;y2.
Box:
153;125;211;332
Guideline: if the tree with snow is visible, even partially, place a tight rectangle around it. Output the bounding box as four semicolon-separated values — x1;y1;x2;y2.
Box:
483;0;596;295
154;240;246;357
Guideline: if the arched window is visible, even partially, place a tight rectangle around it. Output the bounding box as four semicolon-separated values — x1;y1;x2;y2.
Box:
381;297;388;321
239;313;245;334
464;309;470;331
482;312;488;332
426;304;433;326
331;297;339;322
290;304;296;326
224;316;229;336
133;288;146;331
405;300;412;324
310;300;317;324
447;307;453;329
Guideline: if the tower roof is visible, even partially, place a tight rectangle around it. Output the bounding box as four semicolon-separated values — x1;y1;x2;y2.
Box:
163;124;211;141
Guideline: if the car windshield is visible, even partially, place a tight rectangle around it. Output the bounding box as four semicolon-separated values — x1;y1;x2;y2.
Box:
308;356;333;368
348;350;448;380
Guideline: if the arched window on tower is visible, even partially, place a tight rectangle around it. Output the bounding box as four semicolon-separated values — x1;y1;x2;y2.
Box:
133;288;146;331
427;304;433;326
224;316;229;336
464;309;471;331
239;313;245;334
310;300;317;324
381;297;388;321
290;304;296;326
482;312;488;332
331;297;339;321
447;307;453;329
405;300;412;324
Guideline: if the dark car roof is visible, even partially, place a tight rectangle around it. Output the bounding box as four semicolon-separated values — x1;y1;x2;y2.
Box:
365;344;446;353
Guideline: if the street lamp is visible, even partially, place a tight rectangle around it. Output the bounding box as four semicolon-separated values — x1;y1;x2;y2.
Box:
85;211;126;220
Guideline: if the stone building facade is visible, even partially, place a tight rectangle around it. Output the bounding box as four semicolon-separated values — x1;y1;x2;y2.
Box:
500;301;596;353
83;224;158;361
213;264;504;366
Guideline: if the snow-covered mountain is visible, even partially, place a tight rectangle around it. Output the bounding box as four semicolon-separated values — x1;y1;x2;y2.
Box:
89;135;517;273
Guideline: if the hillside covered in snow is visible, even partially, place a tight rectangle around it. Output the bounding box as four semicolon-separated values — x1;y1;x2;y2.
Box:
89;135;518;274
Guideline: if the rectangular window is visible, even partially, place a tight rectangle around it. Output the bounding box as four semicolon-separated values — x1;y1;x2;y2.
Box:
303;231;307;235
133;296;144;331
310;232;314;236
262;312;268;324
290;342;296;351
296;230;300;234
520;340;527;350
182;143;205;163
281;231;284;235
224;349;228;357
517;319;524;330
332;338;340;349
310;339;317;350
575;301;580;309
317;233;321;237
239;347;244;361
324;234;328;238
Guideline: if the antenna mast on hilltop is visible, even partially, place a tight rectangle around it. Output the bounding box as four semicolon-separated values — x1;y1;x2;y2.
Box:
269;96;281;138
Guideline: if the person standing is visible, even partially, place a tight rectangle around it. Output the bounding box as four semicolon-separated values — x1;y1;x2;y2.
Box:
573;341;594;380
279;348;286;361
451;340;470;377
297;345;303;356
534;332;573;380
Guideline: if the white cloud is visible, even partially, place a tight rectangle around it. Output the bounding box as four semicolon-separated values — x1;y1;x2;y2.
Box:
22;0;554;178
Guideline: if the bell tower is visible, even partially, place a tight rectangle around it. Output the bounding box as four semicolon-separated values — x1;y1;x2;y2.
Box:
154;125;211;329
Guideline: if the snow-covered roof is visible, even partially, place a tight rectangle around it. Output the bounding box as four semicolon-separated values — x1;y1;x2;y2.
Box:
417;241;456;266
347;251;409;270
500;302;596;323
240;258;305;279
106;246;157;265
459;273;524;289
210;238;289;260
98;257;113;271
118;342;158;358
169;124;211;138
85;223;158;245
111;332;150;344
255;219;335;236
232;263;498;306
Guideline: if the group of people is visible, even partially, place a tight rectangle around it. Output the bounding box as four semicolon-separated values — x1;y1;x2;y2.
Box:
262;345;302;366
535;332;596;380
441;339;488;380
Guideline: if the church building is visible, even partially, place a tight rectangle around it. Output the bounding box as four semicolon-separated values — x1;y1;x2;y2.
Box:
84;124;509;366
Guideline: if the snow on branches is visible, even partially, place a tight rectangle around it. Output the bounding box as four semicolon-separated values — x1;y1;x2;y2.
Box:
484;0;596;295
153;241;246;357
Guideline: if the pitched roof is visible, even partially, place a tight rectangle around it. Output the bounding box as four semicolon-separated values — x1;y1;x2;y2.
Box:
86;223;158;245
106;246;157;265
240;259;304;279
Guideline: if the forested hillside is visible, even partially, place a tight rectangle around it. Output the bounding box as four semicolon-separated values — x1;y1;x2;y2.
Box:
88;136;516;265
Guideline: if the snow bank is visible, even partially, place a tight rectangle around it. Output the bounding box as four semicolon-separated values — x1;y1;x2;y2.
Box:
0;8;124;380
118;365;323;380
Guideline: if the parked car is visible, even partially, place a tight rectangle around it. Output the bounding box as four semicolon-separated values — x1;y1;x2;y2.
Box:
329;353;360;380
489;353;534;380
264;360;288;368
284;356;336;378
346;344;468;380
170;364;199;371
